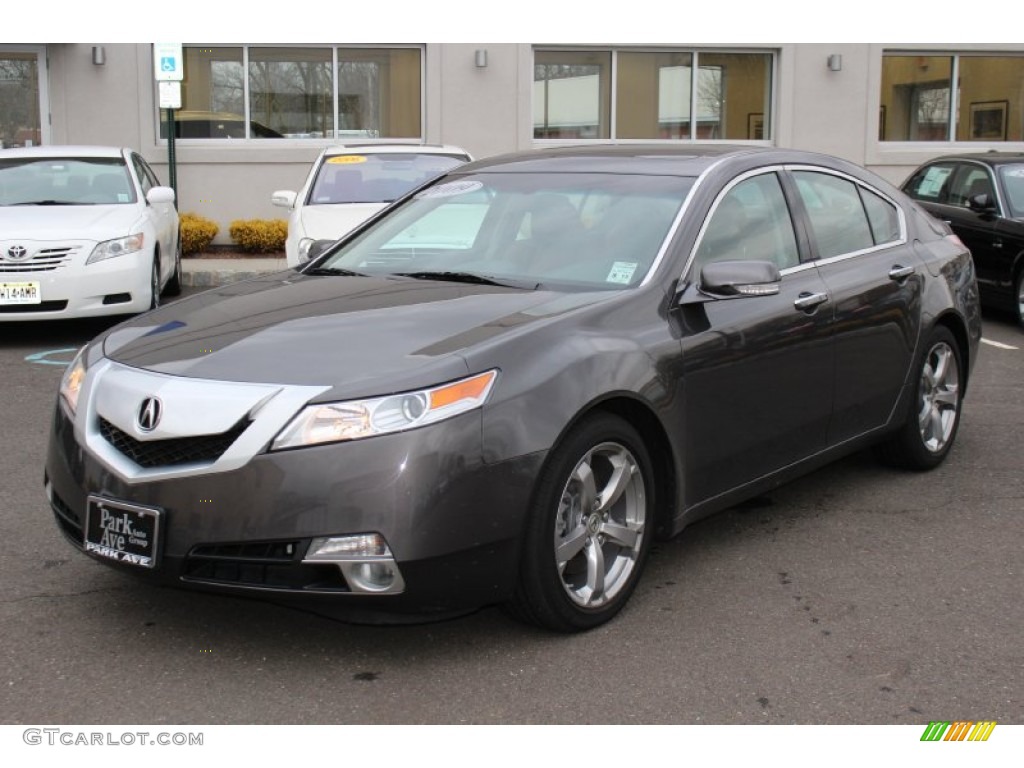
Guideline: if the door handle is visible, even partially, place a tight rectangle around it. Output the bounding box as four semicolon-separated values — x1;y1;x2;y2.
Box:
888;265;915;281
993;240;1003;250
794;292;828;311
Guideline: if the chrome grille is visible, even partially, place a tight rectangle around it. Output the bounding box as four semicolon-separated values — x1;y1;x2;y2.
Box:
0;246;79;273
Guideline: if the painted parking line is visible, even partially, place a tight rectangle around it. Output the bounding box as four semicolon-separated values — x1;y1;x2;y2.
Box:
25;348;79;366
981;338;1019;350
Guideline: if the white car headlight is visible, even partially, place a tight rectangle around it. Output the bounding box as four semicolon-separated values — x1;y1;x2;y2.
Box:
59;346;88;415
271;370;498;450
86;233;145;265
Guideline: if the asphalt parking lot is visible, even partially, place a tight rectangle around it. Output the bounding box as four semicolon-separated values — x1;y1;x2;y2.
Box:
1;289;1021;725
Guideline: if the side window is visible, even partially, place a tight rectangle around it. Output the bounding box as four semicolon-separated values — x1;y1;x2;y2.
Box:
904;163;954;202
692;172;800;272
859;187;901;245
947;165;996;208
793;171;874;259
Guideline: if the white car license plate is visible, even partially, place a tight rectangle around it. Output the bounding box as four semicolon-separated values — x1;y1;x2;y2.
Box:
0;281;41;305
84;496;162;569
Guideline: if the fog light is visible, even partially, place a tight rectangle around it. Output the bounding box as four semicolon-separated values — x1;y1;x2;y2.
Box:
347;561;398;592
302;533;406;595
306;534;390;560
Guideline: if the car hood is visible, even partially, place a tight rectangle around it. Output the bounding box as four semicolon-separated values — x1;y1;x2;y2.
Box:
101;272;611;398
298;203;387;241
0;204;142;240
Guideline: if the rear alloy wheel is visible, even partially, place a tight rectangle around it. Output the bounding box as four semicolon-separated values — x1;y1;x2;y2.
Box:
876;326;962;470
508;413;654;632
163;235;183;297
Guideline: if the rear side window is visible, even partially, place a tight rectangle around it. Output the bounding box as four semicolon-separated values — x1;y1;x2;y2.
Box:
793;171;874;259
859;187;901;245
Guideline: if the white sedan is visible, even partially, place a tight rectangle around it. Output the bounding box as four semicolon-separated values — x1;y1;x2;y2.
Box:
0;145;180;321
272;144;471;266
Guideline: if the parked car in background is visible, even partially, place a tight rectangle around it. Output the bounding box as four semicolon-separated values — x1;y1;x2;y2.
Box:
272;144;472;266
0;145;180;320
161;111;284;139
902;152;1024;326
47;145;980;632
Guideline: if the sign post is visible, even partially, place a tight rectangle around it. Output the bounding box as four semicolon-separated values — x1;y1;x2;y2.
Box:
154;44;184;209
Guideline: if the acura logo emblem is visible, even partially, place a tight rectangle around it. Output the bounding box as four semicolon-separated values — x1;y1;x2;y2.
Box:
6;245;28;261
137;397;162;432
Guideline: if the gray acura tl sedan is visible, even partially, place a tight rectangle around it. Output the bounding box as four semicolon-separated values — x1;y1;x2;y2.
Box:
46;145;981;632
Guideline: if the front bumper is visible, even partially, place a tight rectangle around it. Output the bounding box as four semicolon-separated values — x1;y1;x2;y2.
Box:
45;396;544;621
0;244;153;320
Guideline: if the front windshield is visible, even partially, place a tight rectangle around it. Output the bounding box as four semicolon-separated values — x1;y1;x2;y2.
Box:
0;157;135;206
316;171;694;290
998;164;1024;218
308;153;469;205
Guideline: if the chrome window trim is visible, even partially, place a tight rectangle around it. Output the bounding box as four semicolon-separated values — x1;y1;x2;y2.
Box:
681;163;910;284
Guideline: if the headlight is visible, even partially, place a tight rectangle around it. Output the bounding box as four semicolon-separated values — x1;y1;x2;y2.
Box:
297;237;315;262
271;370;498;450
59;346;88;415
86;233;145;265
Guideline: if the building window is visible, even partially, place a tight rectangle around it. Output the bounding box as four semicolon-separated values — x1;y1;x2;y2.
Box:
881;53;1024;142
534;48;773;142
0;48;44;148
159;45;422;140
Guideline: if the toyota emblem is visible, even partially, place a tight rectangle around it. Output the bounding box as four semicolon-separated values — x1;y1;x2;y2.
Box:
6;245;28;261
137;397;162;432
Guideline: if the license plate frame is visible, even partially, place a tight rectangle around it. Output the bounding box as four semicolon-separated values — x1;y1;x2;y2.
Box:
0;281;41;305
84;496;162;569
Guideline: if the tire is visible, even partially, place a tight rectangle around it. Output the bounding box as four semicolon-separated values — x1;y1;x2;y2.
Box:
876;326;963;470
507;413;654;632
1014;268;1024;328
148;254;161;311
163;234;183;297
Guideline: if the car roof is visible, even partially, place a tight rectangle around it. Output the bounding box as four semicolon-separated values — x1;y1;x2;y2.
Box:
453;144;775;177
0;145;127;160
921;151;1024;166
322;144;471;158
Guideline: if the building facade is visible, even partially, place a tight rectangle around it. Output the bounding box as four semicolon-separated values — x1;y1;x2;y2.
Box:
4;43;1023;243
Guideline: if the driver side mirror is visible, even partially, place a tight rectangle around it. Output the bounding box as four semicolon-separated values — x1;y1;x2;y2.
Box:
699;259;782;297
967;193;997;217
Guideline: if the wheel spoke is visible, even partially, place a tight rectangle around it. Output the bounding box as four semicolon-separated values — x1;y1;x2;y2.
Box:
933;386;959;409
600;520;641;549
931;347;951;385
584;540;606;603
595;452;634;514
572;456;598;514
556;524;588;566
928;408;944;444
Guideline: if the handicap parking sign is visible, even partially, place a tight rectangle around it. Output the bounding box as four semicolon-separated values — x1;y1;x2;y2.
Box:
153;43;183;81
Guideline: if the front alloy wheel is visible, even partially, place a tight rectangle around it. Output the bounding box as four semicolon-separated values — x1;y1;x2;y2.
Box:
508;413;654;632
148;255;160;311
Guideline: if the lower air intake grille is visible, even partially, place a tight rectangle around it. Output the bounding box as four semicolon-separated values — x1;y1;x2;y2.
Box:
183;539;349;591
98;417;250;469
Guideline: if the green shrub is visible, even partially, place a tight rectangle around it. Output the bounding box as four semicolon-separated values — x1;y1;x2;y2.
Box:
179;212;219;255
229;218;288;253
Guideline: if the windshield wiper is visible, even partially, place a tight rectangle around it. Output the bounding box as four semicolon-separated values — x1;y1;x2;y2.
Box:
302;266;367;277
12;200;81;206
394;271;540;289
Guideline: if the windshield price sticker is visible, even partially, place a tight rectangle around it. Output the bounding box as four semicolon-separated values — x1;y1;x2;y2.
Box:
327;155;368;164
0;281;41;305
84;497;161;569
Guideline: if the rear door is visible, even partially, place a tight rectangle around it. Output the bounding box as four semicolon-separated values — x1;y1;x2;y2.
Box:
787;168;921;445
